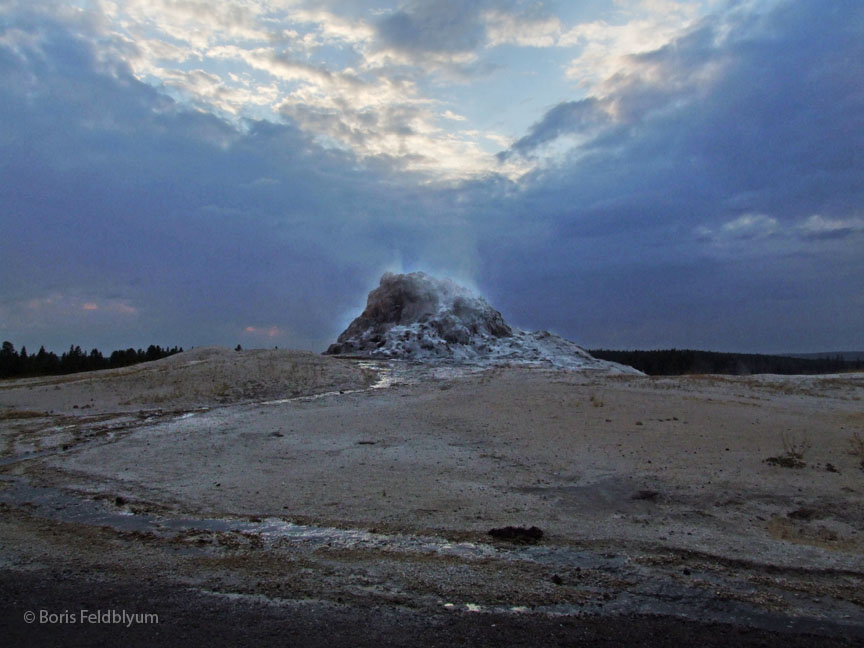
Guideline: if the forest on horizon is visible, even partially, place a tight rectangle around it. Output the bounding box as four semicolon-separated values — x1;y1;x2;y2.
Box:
2;340;862;380
590;349;864;376
0;341;182;379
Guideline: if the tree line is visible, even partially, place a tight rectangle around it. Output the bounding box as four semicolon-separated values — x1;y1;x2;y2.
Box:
589;348;864;376
0;341;183;379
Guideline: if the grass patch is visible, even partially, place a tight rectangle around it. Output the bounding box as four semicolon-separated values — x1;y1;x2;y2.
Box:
764;455;806;469
764;431;810;469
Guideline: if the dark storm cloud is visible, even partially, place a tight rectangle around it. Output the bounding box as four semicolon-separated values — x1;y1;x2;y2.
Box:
2;0;863;356
376;0;487;57
372;0;535;75
484;0;864;351
0;11;471;352
506;1;864;227
500;98;607;160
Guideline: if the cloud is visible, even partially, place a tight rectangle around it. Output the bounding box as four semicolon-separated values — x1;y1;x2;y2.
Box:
1;0;862;356
0;293;140;350
0;1;722;185
483;7;561;48
0;11;480;351
485;0;864;350
797;214;864;240
373;0;486;67
368;1;564;73
79;0;520;178
504;0;864;226
150;65;280;115
560;1;706;90
101;0;275;50
501;98;608;159
288;7;375;45
243;325;286;340
718;213;779;241
695;212;864;249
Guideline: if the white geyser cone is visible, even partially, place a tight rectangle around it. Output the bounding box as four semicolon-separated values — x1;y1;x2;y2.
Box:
326;272;641;373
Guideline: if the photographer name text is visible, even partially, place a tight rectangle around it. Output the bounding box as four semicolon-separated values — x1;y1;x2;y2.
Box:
24;609;159;627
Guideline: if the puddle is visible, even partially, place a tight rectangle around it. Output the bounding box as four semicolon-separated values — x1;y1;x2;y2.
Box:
0;477;626;572
0;448;60;468
261;360;394;406
358;360;394;390
0;476;498;559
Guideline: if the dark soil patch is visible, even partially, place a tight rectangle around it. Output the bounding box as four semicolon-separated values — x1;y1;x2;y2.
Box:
487;526;543;544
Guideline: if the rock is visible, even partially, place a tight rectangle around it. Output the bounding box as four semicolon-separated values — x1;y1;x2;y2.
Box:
631;490;660;501
488;525;544;543
787;507;822;521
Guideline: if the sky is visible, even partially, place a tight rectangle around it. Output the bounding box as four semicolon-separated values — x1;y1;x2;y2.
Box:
1;0;862;355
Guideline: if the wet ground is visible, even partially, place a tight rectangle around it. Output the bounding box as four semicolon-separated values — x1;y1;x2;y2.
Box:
1;471;862;643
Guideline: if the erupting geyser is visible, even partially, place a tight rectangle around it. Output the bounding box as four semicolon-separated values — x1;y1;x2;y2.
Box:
327;272;641;373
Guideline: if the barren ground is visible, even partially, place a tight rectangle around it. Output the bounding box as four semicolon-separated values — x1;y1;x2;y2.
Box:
1;347;863;646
